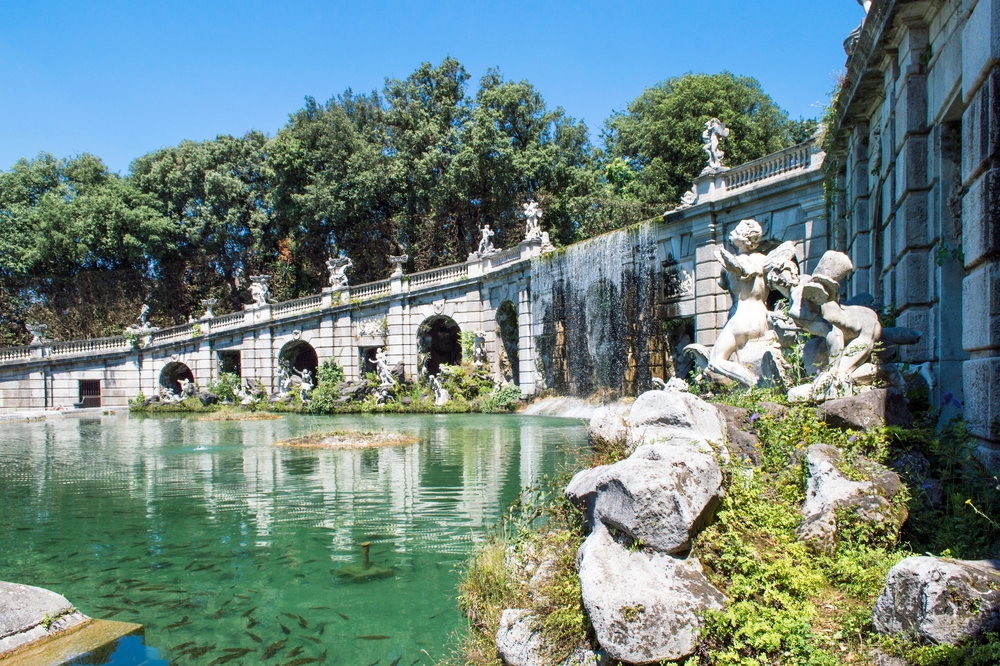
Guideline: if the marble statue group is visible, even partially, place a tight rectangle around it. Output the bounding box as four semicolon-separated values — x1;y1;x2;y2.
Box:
684;218;916;403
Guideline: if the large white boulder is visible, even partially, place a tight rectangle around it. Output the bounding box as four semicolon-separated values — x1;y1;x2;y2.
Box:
587;406;629;451
625;390;727;457
873;557;1000;644
577;524;726;664
594;444;723;555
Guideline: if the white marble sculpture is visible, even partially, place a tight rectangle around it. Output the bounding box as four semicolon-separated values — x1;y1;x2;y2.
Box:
26;324;46;345
389;255;408;278
684;219;784;387
327;256;353;289
701;118;730;173
297;368;314;402
158;386;183;403
248;275;271;308
278;361;295;395
430;374;450;406
200;299;217;320
523;201;543;241
471;330;487;365
477;224;497;257
375;347;395;386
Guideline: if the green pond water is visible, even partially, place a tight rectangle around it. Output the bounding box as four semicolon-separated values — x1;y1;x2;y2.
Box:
0;412;587;665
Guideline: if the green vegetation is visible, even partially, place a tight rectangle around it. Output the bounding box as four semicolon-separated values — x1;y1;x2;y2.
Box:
455;385;1000;665
1;64;811;344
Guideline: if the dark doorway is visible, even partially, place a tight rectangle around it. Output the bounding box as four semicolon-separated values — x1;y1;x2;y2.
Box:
218;350;241;376
78;380;101;408
417;316;462;375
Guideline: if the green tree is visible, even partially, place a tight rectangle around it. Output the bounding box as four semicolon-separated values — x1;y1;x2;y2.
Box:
603;72;804;203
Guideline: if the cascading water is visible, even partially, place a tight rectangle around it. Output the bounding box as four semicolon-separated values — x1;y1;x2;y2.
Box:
530;222;665;397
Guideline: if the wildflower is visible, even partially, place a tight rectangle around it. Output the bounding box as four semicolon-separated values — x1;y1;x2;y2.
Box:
848;435;857;444
942;391;953;406
749;412;759;424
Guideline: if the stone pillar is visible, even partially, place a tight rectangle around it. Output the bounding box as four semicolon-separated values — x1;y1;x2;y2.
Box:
517;281;536;396
693;235;725;348
386;297;406;373
961;15;1000;459
846;124;872;296
333;310;356;381
889;24;936;373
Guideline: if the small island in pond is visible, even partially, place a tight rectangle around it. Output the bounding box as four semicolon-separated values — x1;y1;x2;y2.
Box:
275;430;419;449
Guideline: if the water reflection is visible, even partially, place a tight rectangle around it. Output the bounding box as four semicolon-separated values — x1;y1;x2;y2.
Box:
0;412;586;665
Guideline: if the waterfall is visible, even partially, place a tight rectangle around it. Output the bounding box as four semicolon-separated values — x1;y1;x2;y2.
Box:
530;222;662;397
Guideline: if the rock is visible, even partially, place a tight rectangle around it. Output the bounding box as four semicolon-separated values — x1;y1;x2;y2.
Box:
817;389;913;430
565;465;611;530
199;390;218;407
496;609;545;666
400;396;412;406
873;557;1000;644
845;292;877;308
577;523;726;664
802;336;830;375
595;444;723;555
0;581;89;655
588;407;628;452
714;404;761;465
664;377;689;392
797;444;906;552
880;327;923;346
626;390;727;457
339;381;368;400
391;361;406;383
562;645;607;666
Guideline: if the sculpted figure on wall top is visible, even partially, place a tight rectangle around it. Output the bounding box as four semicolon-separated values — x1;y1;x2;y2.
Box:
701;118;730;173
327;255;353;289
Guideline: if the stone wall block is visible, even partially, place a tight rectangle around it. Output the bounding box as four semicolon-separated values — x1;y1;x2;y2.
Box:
853;197;870;233
896;251;933;307
962;262;1000;351
897;136;929;195
963;0;1000;101
963;162;1000;268
963;66;1000;183
895;74;927;143
963;356;1000;445
897;192;931;253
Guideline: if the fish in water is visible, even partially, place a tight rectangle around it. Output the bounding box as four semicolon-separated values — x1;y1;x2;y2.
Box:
389;657;402;666
246;618;259;629
309;606;330;611
220;599;232;608
279;621;291;635
336;612;350;621
282;612;299;621
319;650;328;664
287;645;304;657
428;614;438;619
183;644;217;658
99;610;122;619
356;635;391;641
163;616;189;630
283;659;320;666
366;660;380;666
214;607;226;620
262;639;288;660
302;635;322;645
235;594;251;600
185;562;196;570
171;641;195;652
207;650;254;666
245;631;263;643
410;660;420;665
241;607;257;618
297;615;308;629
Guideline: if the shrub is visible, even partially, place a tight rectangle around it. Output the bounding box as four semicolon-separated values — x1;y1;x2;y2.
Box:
207;372;241;402
481;384;523;413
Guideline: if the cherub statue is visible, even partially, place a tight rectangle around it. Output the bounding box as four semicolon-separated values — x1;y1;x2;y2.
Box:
278;360;295;395
327;255;353;288
477;225;496;256
296;367;314;402
685;219;778;386
522;201;543;241
430;374;450;406
702;118;730;172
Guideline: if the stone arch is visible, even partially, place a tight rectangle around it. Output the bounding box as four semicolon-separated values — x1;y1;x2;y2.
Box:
495;300;520;385
159;361;194;394
417;315;461;375
278;340;319;377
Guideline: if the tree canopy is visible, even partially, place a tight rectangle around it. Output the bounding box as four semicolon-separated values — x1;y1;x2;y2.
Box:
0;62;813;343
602;72;814;203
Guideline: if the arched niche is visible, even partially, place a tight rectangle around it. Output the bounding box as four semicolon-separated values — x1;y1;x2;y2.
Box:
278;339;319;377
417;315;461;375
159;361;194;394
495;300;520;385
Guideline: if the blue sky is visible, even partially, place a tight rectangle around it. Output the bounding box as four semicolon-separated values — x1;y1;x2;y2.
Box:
0;1;865;174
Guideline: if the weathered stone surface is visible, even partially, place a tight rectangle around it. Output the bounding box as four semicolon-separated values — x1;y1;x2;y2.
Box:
626;390;727;456
797;444;906;552
577;524;725;664
198;390;218;407
587;407;628;452
873;557;1000;644
496;609;545;666
817;389;913;430
565;465;610;530
714;404;761;465
594;444;723;555
0;581;88;655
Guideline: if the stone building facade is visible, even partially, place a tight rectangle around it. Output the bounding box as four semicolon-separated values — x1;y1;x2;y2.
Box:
831;0;1000;458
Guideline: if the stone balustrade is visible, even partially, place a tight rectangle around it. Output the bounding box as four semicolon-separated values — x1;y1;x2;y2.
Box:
149;324;196;346
49;336;131;357
723;142;814;191
0;346;31;362
408;264;469;290
271;294;323;318
351;279;392;301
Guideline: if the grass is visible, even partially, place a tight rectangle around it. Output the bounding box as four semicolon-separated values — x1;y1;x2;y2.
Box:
274;429;419;449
